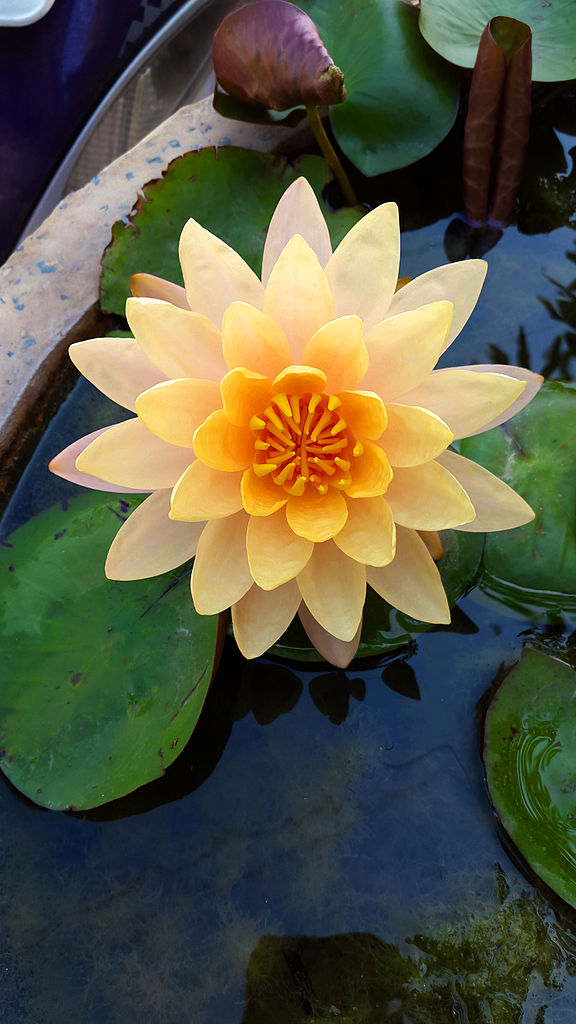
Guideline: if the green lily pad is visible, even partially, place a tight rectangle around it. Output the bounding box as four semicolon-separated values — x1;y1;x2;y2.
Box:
484;648;576;909
272;529;484;662
420;0;576;81
298;0;459;177
0;494;218;810
460;381;576;617
100;148;363;317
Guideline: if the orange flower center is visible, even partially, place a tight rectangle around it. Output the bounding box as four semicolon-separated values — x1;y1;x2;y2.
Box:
249;392;363;497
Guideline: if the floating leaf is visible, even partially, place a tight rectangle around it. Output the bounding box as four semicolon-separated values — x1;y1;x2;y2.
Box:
460;381;576;617
484;648;576;909
420;0;576;82
0;494;219;810
297;0;459;176
272;529;484;661
100;148;363;317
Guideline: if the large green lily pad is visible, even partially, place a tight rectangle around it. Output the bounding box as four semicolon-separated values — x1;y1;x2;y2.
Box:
460;381;576;617
484;648;576;909
272;529;484;661
100;148;363;317
298;0;460;177
420;0;576;81
0;494;218;810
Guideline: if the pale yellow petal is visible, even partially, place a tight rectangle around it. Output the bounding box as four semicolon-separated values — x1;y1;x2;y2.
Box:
333;496;396;567
76;419;192;489
262;178;332;284
179;217;264;325
171;462;243;521
130;273;189;309
191;511;252;613
324;203;399;326
264;234;334;362
105;490;204;580
345;441;392;498
298;604;361;668
69;338;165;413
458;365;543;434
437;450;534;532
246;508;313;589
303;316;368;392
193;409;253;471
385;461;476;530
286;487;348;542
396;369;526;439
136;379;221;447
241;469;288;516
387;259;487;353
221;302;293;377
220;368;275;427
232;580;302;658
337;391;387;441
126;297;226;380
49;428;150;493
297;541;366;641
367;525;450;623
379;404;454;466
362;301;454;402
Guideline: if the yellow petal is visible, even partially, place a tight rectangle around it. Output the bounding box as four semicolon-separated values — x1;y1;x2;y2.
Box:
297;542;366;641
396;369;526;439
337;390;387;440
303;316;368;392
261;177;332;284
333;496;396;567
136;379;221;447
50;428;150;493
222;302;293;377
105;490;204;580
194;409;253;471
379;404;454;466
126;297;226;380
130;273;189;309
232;580;302;658
345;441;392;498
191;511;252;613
437;450;534;531
443;365;542;436
76;419;192;489
286;487;348;542
298;604;361;668
264;235;334;362
387;259;487;353
324;203;399;327
171;462;243;521
69;338;165;413
362;301;454;402
367;525;450;623
220;368;275;427
385;461;476;529
179;218;264;326
246;508;313;589
241;468;288;516
273;365;327;395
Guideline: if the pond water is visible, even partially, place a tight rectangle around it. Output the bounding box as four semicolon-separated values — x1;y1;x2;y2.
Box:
1;91;576;1022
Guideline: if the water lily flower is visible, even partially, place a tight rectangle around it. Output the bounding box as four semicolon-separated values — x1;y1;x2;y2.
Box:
50;179;541;667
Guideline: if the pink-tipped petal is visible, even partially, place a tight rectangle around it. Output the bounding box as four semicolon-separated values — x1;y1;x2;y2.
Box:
298;603;361;668
437;450;535;531
49;428;151;493
232;580;302;659
262;177;332;284
69;338;166;413
179;218;264;326
325;203;400;327
130;273;189;309
191;511;253;614
367;526;450;623
297;541;365;641
105;489;204;580
395;369;526;439
462;364;543;434
264;234;334;362
387;259;487;353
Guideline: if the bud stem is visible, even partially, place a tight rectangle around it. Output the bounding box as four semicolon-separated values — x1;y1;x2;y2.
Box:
306;105;358;208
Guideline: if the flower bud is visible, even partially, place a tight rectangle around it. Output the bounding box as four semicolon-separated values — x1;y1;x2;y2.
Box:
212;0;346;111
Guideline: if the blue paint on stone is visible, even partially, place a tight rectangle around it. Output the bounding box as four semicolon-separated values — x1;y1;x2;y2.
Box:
169;139;181;148
21;336;36;351
91;175;100;185
37;261;56;274
12;298;24;311
147;156;162;164
60;294;70;301
125;171;134;180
